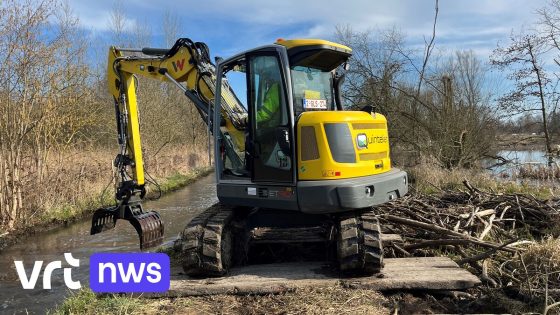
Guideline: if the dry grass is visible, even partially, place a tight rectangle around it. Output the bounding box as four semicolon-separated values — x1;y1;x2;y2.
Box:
517;164;560;181
408;161;560;198
509;237;560;297
2;145;210;237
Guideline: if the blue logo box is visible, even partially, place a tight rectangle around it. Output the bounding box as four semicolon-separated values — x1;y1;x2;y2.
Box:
89;253;170;293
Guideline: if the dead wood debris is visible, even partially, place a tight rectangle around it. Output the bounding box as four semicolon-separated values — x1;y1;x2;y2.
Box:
375;180;560;303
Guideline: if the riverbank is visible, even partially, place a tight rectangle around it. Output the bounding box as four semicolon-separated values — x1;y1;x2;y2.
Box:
410;161;560;198
0;166;213;252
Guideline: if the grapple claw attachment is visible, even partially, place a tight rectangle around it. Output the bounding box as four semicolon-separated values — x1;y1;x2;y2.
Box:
90;200;164;250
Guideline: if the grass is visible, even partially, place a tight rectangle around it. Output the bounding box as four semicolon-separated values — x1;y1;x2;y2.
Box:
154;168;213;195
51;289;144;315
517;163;560;181
0;146;213;251
52;287;390;315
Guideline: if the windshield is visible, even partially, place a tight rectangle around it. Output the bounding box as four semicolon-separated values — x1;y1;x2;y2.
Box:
290;66;334;116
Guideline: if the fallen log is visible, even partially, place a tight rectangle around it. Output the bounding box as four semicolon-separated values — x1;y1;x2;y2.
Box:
382;214;517;253
403;239;473;251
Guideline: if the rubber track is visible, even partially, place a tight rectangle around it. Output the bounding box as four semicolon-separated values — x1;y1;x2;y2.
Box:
180;204;234;276
337;211;383;275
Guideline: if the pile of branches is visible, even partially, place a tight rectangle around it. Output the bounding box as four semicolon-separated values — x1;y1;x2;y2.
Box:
376;180;560;302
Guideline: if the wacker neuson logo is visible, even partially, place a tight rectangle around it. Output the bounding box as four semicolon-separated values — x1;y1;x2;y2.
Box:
90;253;170;293
14;252;170;292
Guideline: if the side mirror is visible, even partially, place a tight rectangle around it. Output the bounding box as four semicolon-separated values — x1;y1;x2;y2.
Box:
275;127;291;156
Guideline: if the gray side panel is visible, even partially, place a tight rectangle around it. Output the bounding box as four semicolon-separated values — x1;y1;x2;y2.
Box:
297;169;408;214
217;183;299;210
323;123;356;163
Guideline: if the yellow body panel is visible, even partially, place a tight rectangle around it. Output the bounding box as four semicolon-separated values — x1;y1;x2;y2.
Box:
297;111;391;180
276;39;352;53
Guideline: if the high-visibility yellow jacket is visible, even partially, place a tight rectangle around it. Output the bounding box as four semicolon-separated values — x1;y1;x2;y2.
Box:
256;83;280;125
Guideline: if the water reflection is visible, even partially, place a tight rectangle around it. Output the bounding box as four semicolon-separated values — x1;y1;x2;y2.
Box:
486;150;550;175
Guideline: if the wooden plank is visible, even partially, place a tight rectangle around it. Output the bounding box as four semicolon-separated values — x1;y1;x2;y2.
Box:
154;257;480;297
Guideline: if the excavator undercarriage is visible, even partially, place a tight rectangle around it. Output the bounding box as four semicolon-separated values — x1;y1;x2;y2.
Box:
177;204;384;276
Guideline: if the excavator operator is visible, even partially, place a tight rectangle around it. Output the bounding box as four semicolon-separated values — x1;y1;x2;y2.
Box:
255;64;281;127
253;59;291;170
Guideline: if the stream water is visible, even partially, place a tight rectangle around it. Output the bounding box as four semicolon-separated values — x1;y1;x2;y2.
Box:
0;173;217;314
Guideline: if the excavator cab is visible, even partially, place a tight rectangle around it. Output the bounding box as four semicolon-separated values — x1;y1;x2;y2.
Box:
215;41;348;183
214;39;407;213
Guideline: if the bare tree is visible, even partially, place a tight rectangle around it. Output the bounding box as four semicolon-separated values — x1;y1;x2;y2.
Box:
336;21;496;168
163;10;179;48
109;0;130;46
0;0;95;229
491;33;554;156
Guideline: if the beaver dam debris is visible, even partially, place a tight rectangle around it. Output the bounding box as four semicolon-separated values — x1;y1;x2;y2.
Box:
377;180;560;301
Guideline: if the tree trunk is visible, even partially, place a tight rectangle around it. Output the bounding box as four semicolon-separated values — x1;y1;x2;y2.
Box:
529;41;553;160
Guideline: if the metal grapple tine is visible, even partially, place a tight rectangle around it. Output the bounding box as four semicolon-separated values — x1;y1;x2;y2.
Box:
91;206;119;235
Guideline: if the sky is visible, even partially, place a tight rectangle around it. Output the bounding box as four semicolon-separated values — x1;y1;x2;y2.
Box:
70;0;549;63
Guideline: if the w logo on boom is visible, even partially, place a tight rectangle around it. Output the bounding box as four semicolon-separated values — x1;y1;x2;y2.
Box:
172;58;185;72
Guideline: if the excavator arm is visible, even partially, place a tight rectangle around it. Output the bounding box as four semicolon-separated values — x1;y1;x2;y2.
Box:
91;38;247;249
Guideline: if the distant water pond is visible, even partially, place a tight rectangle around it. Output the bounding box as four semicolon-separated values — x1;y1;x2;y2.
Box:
485;150;559;181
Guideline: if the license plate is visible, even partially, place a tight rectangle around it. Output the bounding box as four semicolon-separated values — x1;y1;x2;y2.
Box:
303;99;327;109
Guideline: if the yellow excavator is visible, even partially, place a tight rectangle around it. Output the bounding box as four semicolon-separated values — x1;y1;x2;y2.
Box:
91;37;408;276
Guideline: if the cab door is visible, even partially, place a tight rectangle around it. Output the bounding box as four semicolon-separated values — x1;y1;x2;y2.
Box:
248;53;293;183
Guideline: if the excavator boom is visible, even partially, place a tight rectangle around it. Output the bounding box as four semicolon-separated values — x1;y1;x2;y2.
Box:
91;38;247;249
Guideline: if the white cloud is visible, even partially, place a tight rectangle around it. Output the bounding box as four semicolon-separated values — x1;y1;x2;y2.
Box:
68;0;549;59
